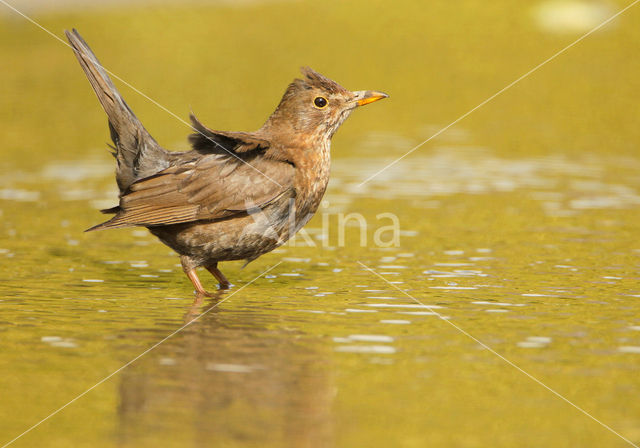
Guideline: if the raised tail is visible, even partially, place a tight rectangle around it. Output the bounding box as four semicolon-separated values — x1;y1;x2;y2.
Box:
65;29;169;193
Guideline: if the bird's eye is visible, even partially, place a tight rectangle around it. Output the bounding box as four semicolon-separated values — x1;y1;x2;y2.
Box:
313;96;328;108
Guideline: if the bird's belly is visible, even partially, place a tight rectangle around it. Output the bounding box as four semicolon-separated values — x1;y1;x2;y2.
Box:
148;198;301;266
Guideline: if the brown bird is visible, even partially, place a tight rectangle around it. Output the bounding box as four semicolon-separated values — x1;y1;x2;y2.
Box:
66;29;387;296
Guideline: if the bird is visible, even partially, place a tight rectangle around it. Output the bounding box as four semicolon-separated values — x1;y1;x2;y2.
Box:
65;28;388;296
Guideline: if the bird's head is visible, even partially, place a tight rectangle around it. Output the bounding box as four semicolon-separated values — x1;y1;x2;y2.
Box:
262;67;388;143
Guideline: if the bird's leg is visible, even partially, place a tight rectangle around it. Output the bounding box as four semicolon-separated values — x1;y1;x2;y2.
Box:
205;262;231;289
185;269;214;297
181;255;213;296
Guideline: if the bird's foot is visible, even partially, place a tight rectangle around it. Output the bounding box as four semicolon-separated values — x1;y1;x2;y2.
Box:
206;264;232;290
185;269;215;297
195;289;217;298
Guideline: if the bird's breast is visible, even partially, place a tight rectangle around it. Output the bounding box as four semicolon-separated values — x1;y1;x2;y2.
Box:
292;139;331;221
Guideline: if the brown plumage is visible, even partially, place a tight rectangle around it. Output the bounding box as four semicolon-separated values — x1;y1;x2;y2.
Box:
66;29;388;295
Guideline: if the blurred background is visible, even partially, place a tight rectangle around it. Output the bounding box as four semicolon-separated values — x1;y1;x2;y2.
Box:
1;0;639;447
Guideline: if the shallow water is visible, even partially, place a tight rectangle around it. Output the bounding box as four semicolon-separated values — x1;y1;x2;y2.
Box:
1;1;640;447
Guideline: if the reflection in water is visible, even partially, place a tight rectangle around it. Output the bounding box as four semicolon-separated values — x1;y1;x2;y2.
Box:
116;299;334;448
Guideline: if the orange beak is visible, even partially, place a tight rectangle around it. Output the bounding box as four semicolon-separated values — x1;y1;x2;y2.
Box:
353;90;389;106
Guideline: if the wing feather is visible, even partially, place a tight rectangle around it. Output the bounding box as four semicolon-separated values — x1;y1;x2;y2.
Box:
188;113;271;154
88;149;294;230
85;113;293;231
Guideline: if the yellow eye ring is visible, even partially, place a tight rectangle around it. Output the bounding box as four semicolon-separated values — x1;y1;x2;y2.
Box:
313;96;328;108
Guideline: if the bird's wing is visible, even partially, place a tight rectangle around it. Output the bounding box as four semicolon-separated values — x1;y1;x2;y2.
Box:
89;150;294;230
188;113;271;154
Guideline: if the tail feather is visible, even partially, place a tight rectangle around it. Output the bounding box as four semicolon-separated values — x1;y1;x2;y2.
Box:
65;29;169;192
100;205;121;214
85;216;132;232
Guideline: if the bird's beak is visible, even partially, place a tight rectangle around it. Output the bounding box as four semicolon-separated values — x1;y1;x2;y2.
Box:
352;90;389;107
